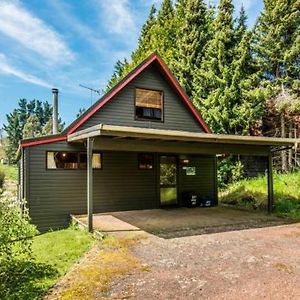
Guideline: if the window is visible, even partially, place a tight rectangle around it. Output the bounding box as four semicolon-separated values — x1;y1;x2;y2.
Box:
47;152;102;169
135;88;163;121
138;153;154;169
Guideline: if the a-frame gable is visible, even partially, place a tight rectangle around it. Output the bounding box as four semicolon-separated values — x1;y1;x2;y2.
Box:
67;53;210;134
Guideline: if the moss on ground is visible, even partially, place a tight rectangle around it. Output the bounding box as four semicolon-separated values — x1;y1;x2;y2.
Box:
60;235;144;300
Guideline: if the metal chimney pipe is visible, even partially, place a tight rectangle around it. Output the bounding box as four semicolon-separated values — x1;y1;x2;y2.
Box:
52;88;59;134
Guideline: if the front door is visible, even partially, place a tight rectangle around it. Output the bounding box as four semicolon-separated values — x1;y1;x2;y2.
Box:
160;155;177;206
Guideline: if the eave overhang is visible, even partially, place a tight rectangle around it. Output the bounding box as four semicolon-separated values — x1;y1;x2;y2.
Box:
67;124;298;156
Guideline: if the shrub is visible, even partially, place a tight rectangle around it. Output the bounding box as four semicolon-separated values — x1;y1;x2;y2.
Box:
0;169;5;189
218;157;244;189
0;197;38;262
275;200;300;219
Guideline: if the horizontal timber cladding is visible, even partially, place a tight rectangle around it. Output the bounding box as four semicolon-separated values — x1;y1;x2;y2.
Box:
178;155;217;205
27;141;217;231
27;141;158;231
76;64;204;133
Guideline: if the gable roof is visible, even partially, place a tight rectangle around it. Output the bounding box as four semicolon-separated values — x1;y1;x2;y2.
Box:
21;52;210;148
66;52;210;135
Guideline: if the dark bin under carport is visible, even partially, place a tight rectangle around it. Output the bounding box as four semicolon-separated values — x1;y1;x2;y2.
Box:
182;191;198;208
182;192;214;208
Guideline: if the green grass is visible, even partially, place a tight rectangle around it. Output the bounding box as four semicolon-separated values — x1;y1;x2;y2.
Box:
220;171;300;219
1;226;95;300
0;164;18;181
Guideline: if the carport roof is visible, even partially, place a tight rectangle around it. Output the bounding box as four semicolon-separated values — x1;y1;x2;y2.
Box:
68;124;298;148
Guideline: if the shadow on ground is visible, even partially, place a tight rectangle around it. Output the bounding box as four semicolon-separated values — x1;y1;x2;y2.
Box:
148;219;294;239
83;207;296;239
0;259;58;300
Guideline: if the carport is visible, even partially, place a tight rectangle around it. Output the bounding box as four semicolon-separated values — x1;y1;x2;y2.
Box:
68;124;297;232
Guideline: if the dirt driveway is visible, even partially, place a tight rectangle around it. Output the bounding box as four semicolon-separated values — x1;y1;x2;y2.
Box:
108;223;300;299
58;209;300;299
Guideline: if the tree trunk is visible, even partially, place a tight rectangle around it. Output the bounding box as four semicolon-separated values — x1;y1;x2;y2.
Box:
281;113;287;172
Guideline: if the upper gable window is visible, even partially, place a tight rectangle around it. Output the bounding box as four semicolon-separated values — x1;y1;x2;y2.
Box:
135;88;163;121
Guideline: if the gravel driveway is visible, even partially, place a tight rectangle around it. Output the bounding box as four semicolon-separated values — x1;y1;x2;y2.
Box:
109;223;300;299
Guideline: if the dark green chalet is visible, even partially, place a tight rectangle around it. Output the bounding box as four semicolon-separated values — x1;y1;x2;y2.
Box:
19;53;296;232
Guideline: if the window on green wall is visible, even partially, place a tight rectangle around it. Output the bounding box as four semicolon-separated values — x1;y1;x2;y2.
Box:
135;88;163;121
46;151;102;169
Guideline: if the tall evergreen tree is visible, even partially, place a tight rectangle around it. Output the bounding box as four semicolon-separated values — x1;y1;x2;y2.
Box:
253;0;300;93
41;117;65;135
22;115;41;139
151;0;176;65
3;110;22;163
131;5;157;64
172;0;211;96
193;0;262;134
193;0;236;133
106;58;129;89
105;0;178;90
235;5;247;44
3;99;62;162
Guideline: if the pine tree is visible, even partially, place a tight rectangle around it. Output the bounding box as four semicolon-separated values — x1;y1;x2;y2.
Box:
254;0;300;170
3;110;22;163
42;117;65;135
193;0;236;133
151;0;176;65
253;0;300;93
235;5;247;44
193;0;262;134
22;115;41;139
106;58;129;90
17;99;28;130
3;99;63;162
131;5;157;64
105;0;178;90
172;0;211;96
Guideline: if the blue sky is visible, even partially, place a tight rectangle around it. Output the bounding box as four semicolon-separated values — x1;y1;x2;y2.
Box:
0;0;263;130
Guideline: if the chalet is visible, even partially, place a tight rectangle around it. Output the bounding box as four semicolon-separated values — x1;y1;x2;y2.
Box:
18;53;296;232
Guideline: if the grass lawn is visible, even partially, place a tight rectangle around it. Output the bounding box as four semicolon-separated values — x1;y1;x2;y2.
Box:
1;226;95;300
0;163;18;181
220;171;300;219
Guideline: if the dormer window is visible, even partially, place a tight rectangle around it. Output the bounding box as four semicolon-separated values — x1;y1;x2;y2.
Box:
135;88;163;121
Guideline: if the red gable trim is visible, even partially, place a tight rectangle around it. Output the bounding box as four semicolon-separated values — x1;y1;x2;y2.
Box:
21;136;67;148
20;53;210;148
155;55;211;133
67;53;210;134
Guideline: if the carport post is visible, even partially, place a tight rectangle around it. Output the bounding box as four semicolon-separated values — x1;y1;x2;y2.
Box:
267;154;274;214
87;137;94;232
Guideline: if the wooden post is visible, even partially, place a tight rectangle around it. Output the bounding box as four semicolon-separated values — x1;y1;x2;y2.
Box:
87;137;94;232
267;154;274;214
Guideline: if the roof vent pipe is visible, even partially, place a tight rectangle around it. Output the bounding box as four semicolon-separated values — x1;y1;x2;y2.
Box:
52;88;59;134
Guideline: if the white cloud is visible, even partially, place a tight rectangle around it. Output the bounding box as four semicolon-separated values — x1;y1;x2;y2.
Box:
0;53;51;88
47;0;105;51
0;1;74;64
98;0;136;35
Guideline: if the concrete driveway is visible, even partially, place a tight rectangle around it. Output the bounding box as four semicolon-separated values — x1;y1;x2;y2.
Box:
76;206;290;238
